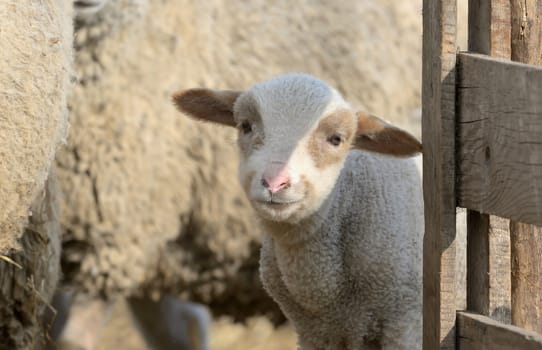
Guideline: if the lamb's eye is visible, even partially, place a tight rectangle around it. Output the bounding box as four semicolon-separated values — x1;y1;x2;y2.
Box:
327;134;342;146
240;121;252;134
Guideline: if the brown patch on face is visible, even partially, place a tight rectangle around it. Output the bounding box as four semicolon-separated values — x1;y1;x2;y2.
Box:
278;175;317;226
354;111;422;157
307;109;356;169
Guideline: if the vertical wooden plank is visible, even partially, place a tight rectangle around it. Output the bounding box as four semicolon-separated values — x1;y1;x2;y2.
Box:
511;0;542;65
489;0;512;58
464;0;512;324
422;0;457;348
467;213;511;322
510;0;542;334
468;0;511;56
466;211;490;314
487;217;512;323
511;222;542;333
468;0;491;54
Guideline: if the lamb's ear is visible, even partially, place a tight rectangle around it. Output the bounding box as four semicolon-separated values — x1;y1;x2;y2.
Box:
352;112;422;157
172;88;242;127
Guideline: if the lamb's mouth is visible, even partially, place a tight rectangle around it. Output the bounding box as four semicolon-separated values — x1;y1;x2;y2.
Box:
256;199;302;208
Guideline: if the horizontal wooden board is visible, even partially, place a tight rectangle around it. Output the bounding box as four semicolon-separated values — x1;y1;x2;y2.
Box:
456;53;542;225
458;312;542;349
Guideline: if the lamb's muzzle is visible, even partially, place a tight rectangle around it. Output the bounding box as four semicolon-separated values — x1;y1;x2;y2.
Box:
261;161;291;195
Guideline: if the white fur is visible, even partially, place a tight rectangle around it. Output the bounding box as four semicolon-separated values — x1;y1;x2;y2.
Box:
233;74;423;349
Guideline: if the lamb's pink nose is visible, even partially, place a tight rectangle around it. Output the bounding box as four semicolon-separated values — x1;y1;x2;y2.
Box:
262;162;291;194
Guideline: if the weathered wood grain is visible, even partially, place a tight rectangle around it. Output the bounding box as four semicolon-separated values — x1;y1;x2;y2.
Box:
468;0;511;57
457;311;542;350
456;53;542;226
466;212;511;323
511;0;542;66
509;0;542;334
422;0;457;348
465;0;512;326
511;221;542;334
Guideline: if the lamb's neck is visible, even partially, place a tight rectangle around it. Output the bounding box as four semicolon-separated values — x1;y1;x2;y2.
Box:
260;193;345;312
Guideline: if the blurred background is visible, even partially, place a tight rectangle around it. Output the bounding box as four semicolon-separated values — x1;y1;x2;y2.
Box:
0;0;468;349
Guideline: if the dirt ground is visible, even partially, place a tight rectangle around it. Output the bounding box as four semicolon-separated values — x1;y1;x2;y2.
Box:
96;299;296;350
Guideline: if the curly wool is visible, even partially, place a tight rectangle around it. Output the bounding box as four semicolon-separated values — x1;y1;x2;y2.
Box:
0;0;72;251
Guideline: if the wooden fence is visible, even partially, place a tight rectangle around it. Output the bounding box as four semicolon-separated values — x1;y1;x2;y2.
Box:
423;0;542;348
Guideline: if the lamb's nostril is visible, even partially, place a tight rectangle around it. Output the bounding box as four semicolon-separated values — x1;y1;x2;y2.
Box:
261;178;269;188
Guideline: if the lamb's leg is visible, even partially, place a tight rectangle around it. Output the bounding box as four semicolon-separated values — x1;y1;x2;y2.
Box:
380;311;421;350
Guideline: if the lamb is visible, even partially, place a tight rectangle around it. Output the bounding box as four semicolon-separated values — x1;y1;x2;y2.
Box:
58;0;428;328
173;73;424;350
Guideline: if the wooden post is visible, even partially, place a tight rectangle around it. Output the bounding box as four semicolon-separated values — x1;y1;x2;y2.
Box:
511;222;542;333
464;0;512;324
422;0;457;348
466;212;511;322
511;0;542;66
509;0;542;335
468;0;511;57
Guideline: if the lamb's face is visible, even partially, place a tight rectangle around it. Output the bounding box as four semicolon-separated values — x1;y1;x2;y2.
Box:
173;73;422;223
233;75;355;222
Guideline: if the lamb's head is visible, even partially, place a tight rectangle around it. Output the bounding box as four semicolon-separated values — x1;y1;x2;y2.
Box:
173;74;421;223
